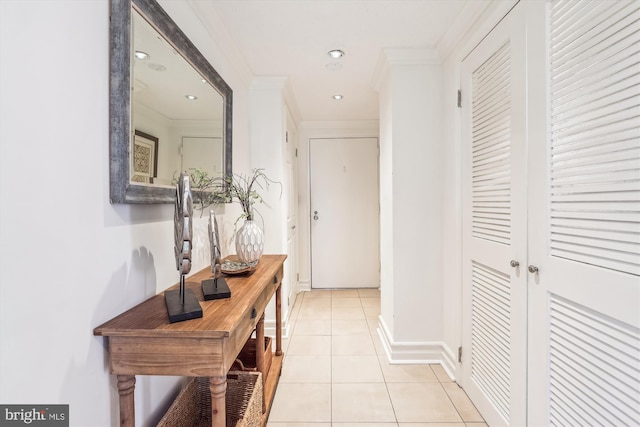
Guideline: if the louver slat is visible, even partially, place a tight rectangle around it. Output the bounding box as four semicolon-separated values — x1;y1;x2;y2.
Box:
549;295;640;426
471;42;511;245
549;0;640;276
471;261;511;423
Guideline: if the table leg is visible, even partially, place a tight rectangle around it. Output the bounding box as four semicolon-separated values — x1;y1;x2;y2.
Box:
256;314;266;412
116;375;135;427
209;375;226;426
275;284;283;356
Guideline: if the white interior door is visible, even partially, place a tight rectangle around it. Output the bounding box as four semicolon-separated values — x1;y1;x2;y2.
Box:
460;4;528;426
310;137;380;289
527;1;640;424
463;1;640;425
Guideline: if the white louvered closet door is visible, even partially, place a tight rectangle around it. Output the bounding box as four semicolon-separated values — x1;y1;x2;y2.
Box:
460;4;528;427
528;1;640;425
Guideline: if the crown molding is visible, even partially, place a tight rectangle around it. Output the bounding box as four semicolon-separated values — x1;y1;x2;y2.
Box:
436;0;519;62
299;120;379;130
371;47;440;92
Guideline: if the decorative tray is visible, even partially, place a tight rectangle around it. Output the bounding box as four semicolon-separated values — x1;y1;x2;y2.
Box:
221;259;259;275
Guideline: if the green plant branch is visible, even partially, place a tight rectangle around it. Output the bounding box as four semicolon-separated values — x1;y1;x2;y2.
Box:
224;168;281;222
172;169;226;216
173;168;282;224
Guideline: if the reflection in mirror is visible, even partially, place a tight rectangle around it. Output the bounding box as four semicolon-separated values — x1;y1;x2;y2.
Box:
132;10;224;186
109;0;232;204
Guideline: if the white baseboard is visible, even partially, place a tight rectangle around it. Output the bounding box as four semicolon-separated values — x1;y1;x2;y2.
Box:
265;316;292;339
377;316;456;381
440;342;459;381
298;280;311;292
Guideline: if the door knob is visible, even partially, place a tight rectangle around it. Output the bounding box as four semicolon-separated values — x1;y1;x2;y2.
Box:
510;260;519;268
528;265;539;274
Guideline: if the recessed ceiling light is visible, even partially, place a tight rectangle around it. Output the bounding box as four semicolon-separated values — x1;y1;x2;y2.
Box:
328;49;345;59
332;95;343;100
134;50;149;60
185;95;198;100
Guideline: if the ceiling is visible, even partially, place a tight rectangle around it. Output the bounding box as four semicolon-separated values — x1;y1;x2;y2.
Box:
201;0;491;122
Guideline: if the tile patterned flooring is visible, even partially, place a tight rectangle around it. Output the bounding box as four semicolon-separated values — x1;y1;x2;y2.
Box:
267;289;487;427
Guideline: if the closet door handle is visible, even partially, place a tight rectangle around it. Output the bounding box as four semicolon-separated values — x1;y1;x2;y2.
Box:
510;260;520;268
528;265;539;274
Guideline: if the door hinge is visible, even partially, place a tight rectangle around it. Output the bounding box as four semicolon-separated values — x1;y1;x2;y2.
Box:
458;346;463;363
286;131;289;143
295;148;298;157
296;273;299;281
457;90;462;108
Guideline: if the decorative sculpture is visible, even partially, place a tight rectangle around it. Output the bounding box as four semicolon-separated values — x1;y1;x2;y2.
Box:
165;172;203;323
202;210;231;300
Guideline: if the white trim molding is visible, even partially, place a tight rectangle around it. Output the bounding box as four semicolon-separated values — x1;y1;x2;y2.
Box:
265;317;292;340
297;280;311;293
371;47;440;91
440;342;459;382
377;316;455;382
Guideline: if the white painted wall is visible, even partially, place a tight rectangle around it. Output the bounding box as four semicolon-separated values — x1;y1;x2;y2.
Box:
249;78;288;256
377;76;396;339
247;77;297;334
374;49;444;362
0;1;252;425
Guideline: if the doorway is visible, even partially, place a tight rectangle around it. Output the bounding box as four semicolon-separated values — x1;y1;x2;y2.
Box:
309;137;380;289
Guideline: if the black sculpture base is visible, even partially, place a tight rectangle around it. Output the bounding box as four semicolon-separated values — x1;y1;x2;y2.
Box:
202;278;231;300
165;288;203;323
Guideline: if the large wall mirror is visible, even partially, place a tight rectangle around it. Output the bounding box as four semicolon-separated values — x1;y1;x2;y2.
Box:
110;0;232;203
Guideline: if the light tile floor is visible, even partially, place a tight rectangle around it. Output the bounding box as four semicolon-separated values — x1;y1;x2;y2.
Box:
267;289;487;427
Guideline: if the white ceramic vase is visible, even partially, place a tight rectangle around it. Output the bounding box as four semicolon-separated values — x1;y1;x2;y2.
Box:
235;220;264;264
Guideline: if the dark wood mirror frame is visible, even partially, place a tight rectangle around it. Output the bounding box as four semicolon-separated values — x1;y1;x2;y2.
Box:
110;0;232;203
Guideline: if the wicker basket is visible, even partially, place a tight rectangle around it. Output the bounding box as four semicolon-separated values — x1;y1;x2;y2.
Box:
156;372;262;427
231;337;272;380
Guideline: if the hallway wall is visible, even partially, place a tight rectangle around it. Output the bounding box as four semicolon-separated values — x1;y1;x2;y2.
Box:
0;1;253;425
373;50;445;362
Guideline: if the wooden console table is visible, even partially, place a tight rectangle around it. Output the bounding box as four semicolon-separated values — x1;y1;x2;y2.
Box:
94;254;287;427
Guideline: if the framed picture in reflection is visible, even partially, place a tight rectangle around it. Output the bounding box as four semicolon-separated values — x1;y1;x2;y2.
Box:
131;130;158;184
